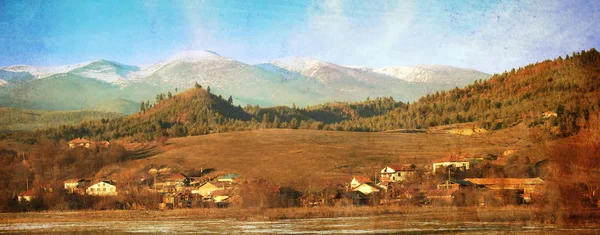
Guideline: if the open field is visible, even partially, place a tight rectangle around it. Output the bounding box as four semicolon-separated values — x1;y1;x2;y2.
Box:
100;125;537;189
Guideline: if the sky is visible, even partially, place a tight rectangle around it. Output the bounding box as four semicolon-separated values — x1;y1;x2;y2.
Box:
0;0;598;73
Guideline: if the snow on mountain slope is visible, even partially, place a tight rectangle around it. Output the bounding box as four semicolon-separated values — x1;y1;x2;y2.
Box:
69;60;139;86
131;50;230;80
142;52;330;106
268;57;333;78
0;61;93;79
0;50;492;111
266;57;393;85
374;65;489;84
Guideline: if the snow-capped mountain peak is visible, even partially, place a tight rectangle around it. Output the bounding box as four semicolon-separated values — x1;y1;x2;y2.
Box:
69;60;139;86
373;65;488;84
133;50;232;79
267;56;342;78
0;61;94;79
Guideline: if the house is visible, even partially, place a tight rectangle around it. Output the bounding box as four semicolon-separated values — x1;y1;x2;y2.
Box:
96;141;110;148
425;188;459;204
209;189;231;208
68;138;92;148
86;181;117;196
464;178;545;204
345;191;369;205
432;154;471;174
543;111;558;118
68;138;110;149
350;176;372;189
218;173;240;183
352;183;381;195
436;179;473;190
380;164;416;183
193;182;222;197
156;173;191;188
64;179;91;193
17;189;36;202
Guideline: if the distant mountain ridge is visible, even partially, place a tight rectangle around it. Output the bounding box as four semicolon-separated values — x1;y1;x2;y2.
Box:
0;51;490;114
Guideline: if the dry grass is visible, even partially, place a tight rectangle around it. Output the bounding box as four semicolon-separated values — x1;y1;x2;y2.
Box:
101;125;534;190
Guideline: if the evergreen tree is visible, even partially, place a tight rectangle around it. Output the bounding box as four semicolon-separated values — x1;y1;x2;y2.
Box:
273;116;280;128
289;118;298;129
261;113;270;128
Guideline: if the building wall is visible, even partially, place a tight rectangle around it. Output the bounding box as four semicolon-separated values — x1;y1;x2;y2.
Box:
432;162;470;174
86;182;117;196
352;184;379;195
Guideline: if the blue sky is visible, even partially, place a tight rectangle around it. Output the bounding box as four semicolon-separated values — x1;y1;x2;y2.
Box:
0;0;598;73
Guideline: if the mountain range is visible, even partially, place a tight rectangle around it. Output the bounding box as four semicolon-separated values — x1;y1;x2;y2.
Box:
0;51;490;114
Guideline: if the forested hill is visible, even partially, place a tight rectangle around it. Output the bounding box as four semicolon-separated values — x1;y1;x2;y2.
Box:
331;49;600;136
35;85;400;142
40;86;254;141
5;49;599;143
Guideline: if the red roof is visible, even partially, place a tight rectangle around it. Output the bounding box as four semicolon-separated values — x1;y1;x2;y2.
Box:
353;176;372;184
433;153;471;163
18;189;36;197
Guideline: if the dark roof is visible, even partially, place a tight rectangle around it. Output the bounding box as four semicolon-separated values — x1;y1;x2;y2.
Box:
165;173;189;181
386;164;416;171
449;179;473;186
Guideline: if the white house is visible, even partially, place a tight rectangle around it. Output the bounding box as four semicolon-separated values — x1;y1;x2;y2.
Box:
86;181;117;196
64;179;91;193
350;176;372;189
432;154;471;174
380;164;416;183
17;189;36;202
192;182;221;197
352;183;381;195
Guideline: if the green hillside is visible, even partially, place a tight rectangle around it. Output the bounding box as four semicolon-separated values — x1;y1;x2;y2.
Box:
0;73;170;114
0;107;122;132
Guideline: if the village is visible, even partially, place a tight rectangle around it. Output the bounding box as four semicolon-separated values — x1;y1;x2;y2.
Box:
15;137;548;210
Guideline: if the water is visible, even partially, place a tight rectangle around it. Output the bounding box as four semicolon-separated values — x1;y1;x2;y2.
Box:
2;214;599;234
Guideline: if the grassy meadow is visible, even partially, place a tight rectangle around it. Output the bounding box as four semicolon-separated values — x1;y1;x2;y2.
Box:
98;124;537;191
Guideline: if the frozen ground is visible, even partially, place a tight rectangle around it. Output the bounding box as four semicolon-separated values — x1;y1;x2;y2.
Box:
2;214;599;234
